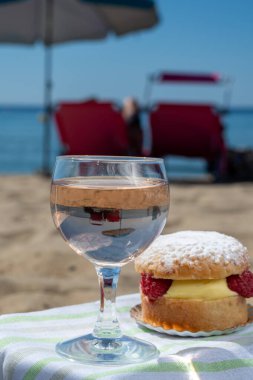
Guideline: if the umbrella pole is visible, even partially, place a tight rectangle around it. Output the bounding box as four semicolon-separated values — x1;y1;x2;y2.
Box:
42;0;54;176
42;44;53;176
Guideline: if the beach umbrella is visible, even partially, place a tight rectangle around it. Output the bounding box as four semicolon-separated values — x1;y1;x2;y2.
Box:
0;0;159;174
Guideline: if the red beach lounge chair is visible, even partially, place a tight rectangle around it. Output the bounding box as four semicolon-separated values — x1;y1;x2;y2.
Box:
54;99;129;156
146;72;229;179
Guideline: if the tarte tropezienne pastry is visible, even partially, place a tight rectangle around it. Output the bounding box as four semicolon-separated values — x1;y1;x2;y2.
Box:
135;231;253;332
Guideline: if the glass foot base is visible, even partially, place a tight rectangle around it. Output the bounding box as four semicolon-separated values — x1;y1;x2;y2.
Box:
56;334;159;365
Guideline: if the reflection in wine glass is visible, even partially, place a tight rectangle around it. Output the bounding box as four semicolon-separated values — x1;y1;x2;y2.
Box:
51;156;170;365
69;232;112;255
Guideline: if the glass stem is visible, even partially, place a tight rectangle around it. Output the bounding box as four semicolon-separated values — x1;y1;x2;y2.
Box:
93;266;122;340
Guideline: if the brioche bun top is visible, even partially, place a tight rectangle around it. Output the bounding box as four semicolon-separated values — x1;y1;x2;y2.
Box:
135;231;249;280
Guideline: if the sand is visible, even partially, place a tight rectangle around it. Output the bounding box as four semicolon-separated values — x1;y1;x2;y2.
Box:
0;175;253;314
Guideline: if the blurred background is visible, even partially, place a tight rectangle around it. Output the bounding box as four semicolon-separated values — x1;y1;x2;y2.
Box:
0;0;252;179
1;0;253;314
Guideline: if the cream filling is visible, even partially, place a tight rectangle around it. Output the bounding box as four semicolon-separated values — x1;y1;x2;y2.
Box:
164;279;238;300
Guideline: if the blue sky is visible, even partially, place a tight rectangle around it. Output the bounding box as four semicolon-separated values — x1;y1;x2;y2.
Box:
0;0;252;107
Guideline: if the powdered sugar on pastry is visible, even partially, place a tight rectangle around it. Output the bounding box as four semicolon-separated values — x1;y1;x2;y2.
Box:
135;231;249;280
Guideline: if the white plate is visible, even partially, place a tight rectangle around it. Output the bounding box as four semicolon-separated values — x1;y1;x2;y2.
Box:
130;304;253;337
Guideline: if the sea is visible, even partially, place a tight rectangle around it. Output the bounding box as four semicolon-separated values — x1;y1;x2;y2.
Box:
0;105;253;178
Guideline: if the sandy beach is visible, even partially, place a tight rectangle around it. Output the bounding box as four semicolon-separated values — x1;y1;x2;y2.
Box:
0;175;253;314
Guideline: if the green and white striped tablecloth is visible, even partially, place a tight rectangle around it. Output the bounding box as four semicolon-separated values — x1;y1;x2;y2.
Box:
1;293;253;380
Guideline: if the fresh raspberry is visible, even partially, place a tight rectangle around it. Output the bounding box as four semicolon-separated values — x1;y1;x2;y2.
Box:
227;270;253;298
140;273;172;302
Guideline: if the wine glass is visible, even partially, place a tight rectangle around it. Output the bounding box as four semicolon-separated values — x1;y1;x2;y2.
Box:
50;156;169;365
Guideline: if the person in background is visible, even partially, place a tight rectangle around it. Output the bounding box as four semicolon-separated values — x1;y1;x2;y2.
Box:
122;97;143;156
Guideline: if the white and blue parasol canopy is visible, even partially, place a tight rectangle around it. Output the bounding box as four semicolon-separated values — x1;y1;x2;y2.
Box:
0;0;159;44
